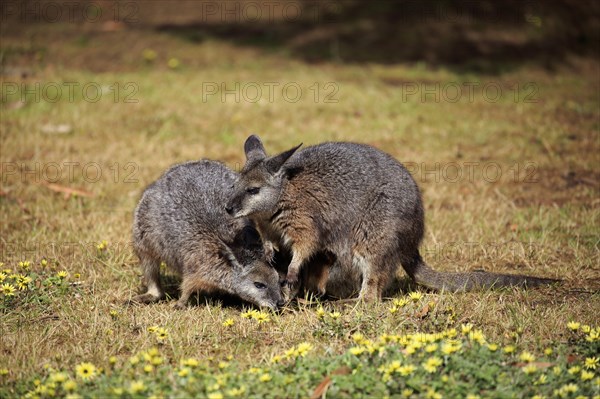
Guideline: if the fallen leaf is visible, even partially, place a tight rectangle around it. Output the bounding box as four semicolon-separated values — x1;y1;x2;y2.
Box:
310;367;351;399
40;182;94;199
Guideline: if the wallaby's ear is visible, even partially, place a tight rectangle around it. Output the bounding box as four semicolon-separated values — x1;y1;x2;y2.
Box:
244;134;267;162
265;143;302;174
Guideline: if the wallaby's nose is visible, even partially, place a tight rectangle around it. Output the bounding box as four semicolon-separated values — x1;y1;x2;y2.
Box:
225;205;233;215
276;299;285;308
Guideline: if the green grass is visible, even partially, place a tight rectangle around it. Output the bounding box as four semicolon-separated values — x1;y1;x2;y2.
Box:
1;19;599;398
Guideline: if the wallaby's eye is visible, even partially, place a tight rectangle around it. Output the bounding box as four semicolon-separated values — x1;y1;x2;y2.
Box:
254;282;267;289
246;187;260;195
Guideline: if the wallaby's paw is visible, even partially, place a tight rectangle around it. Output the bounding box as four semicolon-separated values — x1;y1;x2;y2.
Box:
285;270;299;287
173;300;188;310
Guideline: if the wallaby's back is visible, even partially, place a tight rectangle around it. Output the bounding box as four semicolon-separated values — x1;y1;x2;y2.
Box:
132;160;283;309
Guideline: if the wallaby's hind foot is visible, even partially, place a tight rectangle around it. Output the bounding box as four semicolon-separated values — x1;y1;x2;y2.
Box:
129;292;164;305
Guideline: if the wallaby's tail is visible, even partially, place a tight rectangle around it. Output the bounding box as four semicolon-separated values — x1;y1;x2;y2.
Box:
404;253;559;292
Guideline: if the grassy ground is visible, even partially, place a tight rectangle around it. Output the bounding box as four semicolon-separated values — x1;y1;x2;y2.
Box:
1;16;599;398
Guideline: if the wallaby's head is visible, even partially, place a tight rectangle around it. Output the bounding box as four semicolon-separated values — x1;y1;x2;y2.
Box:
234;259;284;310
226;135;301;218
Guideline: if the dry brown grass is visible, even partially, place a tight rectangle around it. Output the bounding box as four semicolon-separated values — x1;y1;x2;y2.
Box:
1;19;599;390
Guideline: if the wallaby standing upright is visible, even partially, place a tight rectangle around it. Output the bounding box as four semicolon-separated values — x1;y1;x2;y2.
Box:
226;135;556;301
132;159;284;309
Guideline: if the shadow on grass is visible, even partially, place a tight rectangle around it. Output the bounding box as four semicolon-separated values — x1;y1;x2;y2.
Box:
156;0;600;74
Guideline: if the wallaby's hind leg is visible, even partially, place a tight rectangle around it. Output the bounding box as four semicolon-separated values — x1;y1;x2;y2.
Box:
355;253;391;302
175;270;217;309
131;256;164;304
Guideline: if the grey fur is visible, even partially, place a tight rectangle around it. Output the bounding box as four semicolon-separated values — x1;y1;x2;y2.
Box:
226;135;557;301
132;159;284;309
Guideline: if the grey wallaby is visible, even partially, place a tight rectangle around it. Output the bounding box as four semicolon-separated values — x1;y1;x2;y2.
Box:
131;159;284;309
226;135;557;301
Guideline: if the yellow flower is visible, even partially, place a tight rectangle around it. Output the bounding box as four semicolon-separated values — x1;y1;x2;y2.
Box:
143;364;154;373
329;311;341;320
408;292;423;301
401;389;414;397
109;310;118;318
398;364;416;376
259;373;271;382
469;330;486;345
553;366;562;375
57;271;68;279
585;357;599;370
0;272;6;283
168;58;181;69
178;367;190;377
41;259;48;267
49;372;67;383
148;326;158;333
425;344;438;353
226;387;246;397
581;370;594;381
96;241;108;251
519;351;536;363
581;325;591;333
75;362;97;381
1;283;16;296
155;327;168;341
218;361;229;369
207;393;223;399
0;368;8;376
241;309;259;319
151;356;163;366
129;380;146;394
143;49;157;61
18;261;31;271
182;358;199;368
535;374;547;385
389;305;399;314
503;345;515;354
422;357;443;373
248;367;262;374
487;343;498;352
393;298;409;307
544;348;553;356
271;355;282;364
315;306;326;319
466;395;481;399
252;312;270;324
129;355;140;366
63;380;77;392
296;342;312;357
425;388;442;399
567;321;581;331
461;323;473;335
222;318;235;327
349;346;365;356
568;366;581;375
523;364;538;375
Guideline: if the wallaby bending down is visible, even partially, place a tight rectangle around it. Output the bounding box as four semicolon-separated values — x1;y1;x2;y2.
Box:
226;135;557;301
132;159;284;309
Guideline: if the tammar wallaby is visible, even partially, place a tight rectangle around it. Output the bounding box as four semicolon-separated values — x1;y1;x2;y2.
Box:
131;159;284;309
226;135;557;301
